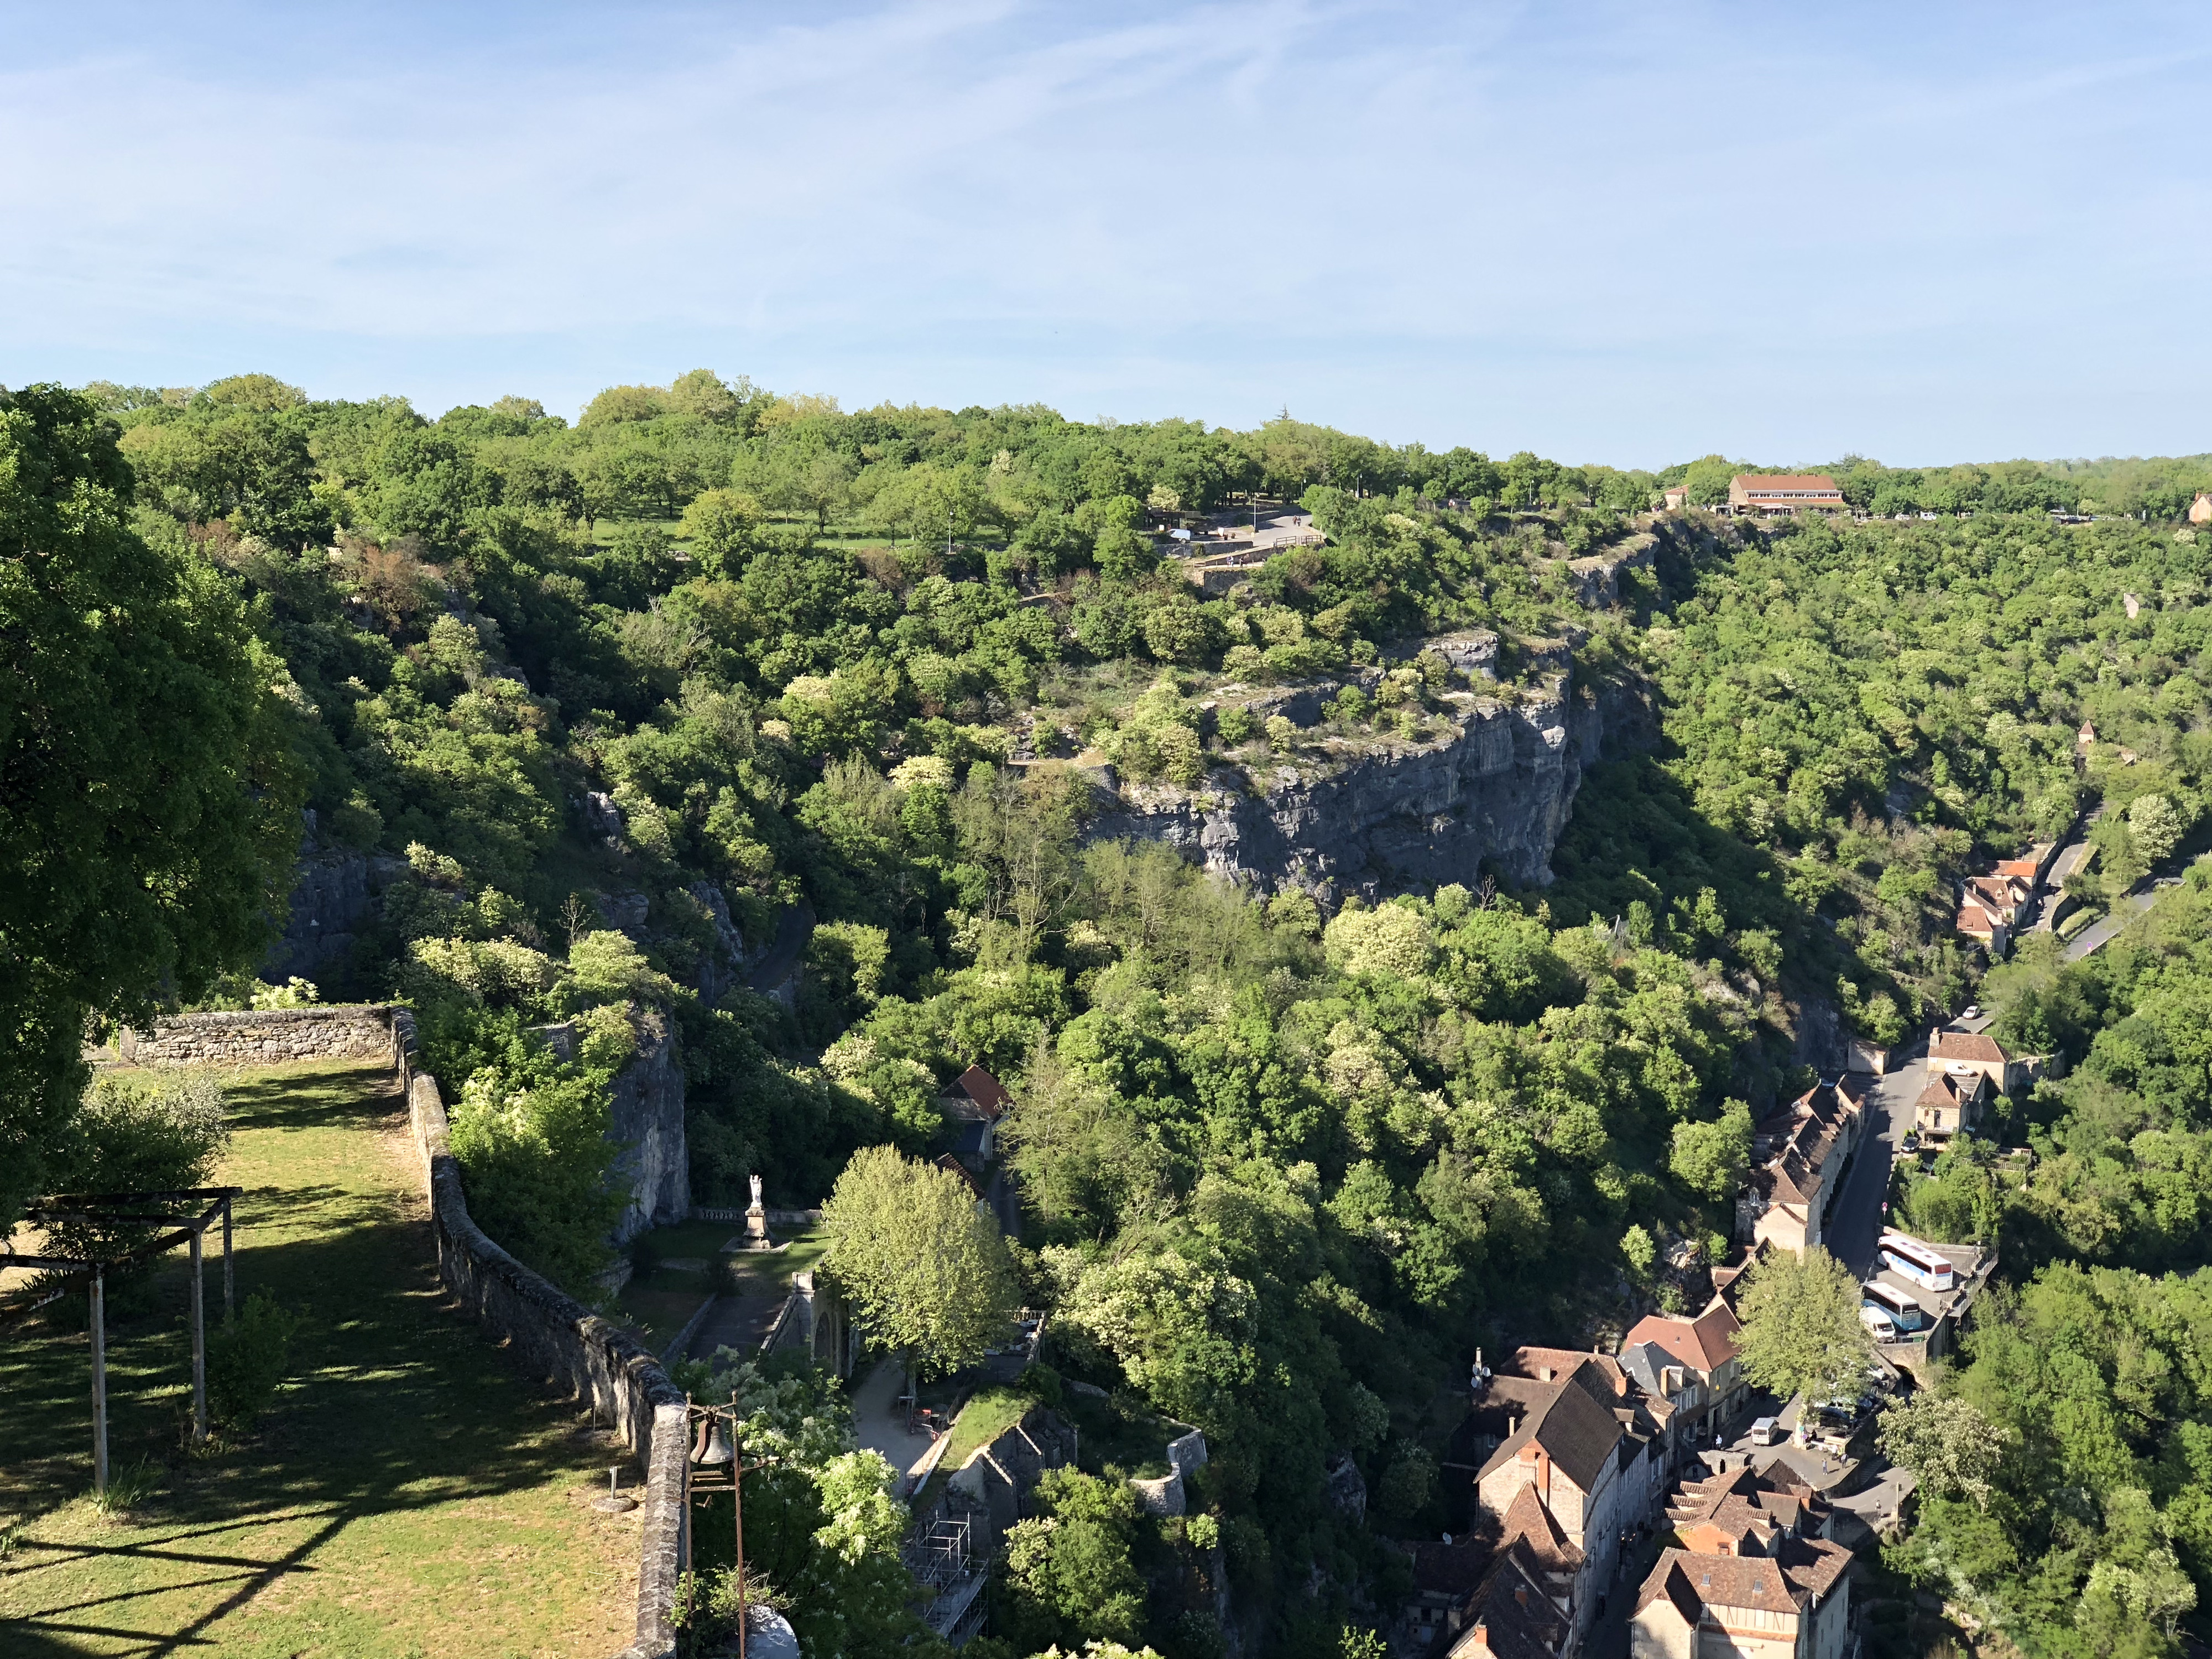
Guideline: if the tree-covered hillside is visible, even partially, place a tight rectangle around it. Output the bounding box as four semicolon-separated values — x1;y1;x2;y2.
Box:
9;368;2210;1657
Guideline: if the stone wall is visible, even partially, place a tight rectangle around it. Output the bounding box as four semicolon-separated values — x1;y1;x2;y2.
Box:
108;1006;398;1068
942;1406;1079;1554
1129;1427;1210;1517
390;1014;689;1659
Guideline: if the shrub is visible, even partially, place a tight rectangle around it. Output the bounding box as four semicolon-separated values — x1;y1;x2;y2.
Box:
41;1073;230;1265
1020;1361;1065;1406
1214;706;1259;747
207;1291;303;1429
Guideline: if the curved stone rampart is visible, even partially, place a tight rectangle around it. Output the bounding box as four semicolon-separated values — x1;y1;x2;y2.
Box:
392;1015;688;1659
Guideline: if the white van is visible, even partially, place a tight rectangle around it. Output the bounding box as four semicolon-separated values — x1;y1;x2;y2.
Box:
1748;1416;1781;1447
1860;1305;1899;1342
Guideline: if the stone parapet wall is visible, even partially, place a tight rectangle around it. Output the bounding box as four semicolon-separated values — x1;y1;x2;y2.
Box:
107;1006;398;1068
400;1061;687;1659
96;999;690;1655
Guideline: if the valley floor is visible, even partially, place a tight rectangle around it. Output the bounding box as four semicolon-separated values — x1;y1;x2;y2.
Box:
0;1058;639;1659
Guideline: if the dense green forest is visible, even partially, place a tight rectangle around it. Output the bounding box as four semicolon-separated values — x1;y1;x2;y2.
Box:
7;369;2211;1657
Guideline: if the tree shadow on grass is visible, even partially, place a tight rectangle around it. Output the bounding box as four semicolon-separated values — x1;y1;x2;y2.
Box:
2;1060;638;1656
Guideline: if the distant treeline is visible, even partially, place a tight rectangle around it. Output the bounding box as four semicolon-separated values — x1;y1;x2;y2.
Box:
82;372;2212;534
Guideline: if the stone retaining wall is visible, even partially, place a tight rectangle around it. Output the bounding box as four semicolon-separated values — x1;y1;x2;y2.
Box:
98;1003;693;1656
383;1010;686;1659
107;1005;398;1068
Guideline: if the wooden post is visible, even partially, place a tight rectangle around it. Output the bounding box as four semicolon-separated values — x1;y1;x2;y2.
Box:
189;1223;207;1443
733;1404;747;1659
221;1195;234;1318
91;1267;109;1496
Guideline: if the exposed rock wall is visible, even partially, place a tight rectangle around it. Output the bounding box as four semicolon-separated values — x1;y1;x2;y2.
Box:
608;1009;690;1244
1093;671;1647;902
259;836;406;987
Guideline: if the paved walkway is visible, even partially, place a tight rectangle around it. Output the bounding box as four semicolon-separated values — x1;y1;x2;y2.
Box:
685;1293;789;1365
849;1357;939;1479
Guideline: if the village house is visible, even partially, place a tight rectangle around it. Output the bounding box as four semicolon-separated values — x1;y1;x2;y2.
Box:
1954;870;2033;953
1468;1348;1668;1644
1442;1486;1582;1659
1725;475;1847;517
1666;1460;1836;1555
1913;1066;1989;1141
1661;483;1693;510
2190;492;2212;525
1733;1080;1869;1256
1927;1030;2044;1098
1630;1462;1850;1659
935;1063;1010;1168
1619;1296;1751;1465
1629;1542;1851;1659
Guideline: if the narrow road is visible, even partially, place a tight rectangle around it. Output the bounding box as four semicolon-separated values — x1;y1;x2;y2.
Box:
1825;1049;1928;1278
2029;833;2095;931
746;898;815;997
2065;887;2158;961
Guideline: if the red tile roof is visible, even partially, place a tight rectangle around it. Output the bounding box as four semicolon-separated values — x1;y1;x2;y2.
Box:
955;1064;1011;1117
1731;474;1843;495
1623;1299;1741;1375
935;1153;985;1197
1931;1031;2011;1065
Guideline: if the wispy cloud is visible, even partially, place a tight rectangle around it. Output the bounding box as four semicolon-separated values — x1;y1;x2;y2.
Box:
0;0;2205;463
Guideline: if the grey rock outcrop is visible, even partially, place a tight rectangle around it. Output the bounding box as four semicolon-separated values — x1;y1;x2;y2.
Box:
1324;1452;1367;1519
687;881;752;1004
608;1006;691;1244
1092;672;1644;901
1562;533;1656;609
261;835;405;987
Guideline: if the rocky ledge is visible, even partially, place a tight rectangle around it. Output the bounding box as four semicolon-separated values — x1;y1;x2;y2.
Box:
1089;671;1646;902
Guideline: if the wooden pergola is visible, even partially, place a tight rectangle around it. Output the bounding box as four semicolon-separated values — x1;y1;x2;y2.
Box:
2;1186;242;1491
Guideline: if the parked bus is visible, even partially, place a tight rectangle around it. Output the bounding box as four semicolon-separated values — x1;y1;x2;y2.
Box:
1863;1279;1926;1333
1881;1235;1957;1291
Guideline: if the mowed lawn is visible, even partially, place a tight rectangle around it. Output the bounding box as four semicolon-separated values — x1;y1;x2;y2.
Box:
0;1059;639;1658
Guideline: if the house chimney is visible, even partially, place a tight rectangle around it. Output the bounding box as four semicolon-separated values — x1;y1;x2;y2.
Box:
1514;1587;1528;1609
1471;1620;1490;1652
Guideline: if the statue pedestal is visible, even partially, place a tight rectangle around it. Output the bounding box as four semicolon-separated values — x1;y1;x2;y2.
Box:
737;1203;778;1252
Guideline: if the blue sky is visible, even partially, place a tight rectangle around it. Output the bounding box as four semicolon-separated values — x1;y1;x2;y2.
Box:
2;1;2205;467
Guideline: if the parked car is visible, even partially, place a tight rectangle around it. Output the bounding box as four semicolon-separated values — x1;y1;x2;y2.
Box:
1860;1305;1899;1342
1748;1416;1781;1447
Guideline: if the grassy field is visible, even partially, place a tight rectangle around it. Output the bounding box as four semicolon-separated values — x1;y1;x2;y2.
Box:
0;1059;639;1659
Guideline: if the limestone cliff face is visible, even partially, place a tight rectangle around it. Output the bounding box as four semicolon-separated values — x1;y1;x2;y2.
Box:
1091;673;1644;901
260;831;406;987
608;1008;691;1243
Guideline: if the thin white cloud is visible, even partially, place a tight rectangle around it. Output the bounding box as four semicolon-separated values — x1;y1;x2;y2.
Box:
0;0;2204;462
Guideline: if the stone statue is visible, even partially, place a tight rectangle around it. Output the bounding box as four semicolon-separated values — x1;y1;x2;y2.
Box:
749;1172;765;1210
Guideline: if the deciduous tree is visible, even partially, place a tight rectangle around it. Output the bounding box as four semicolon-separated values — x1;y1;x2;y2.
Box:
820;1145;1018;1378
